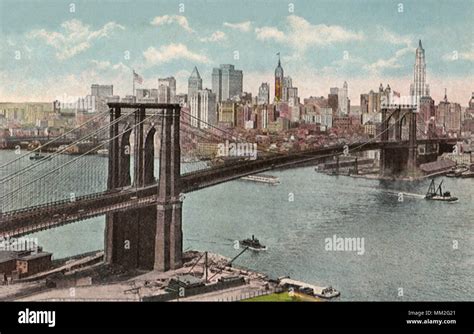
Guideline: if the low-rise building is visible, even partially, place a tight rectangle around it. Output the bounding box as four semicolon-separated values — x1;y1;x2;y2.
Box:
0;248;52;281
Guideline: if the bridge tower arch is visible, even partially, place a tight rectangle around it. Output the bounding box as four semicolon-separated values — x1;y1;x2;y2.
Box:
105;103;183;271
380;104;417;177
119;125;132;187
144;126;156;185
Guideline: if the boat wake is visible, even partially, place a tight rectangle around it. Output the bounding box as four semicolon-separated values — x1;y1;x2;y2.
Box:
383;190;426;199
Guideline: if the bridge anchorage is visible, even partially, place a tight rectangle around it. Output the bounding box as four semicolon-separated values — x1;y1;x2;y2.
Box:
380;104;418;178
105;103;182;272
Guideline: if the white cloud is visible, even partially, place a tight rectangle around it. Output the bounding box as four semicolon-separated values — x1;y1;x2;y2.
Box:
255;26;286;42
91;60;130;72
363;45;414;75
143;43;210;65
199;30;227;42
363;57;404;74
378;27;413;46
254;15;364;60
90;60;112;70
362;28;415;75
28;19;124;60
223;21;252;32
442;49;474;62
150;15;194;33
255;15;364;48
7;37;16;46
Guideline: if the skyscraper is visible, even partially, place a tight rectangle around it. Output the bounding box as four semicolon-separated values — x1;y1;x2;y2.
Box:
410;40;430;104
212;64;243;102
157;85;170;103
90;84;114;113
436;90;462;134
282;76;293;102
189;89;217;129
274;54;284;102
360;94;369;114
328;88;339;116
338;81;349;115
91;84;113;97
188;67;202;97
258;83;270;105
158;76;176;103
136;88;158;102
287;87;298;104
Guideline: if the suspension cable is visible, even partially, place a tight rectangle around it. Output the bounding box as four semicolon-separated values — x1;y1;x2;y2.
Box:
0;109;159;205
0;109;137;183
0;110;110;169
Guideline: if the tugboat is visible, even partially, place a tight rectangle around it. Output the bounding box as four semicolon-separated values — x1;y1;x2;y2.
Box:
425;179;458;202
29;150;47;160
240;235;267;251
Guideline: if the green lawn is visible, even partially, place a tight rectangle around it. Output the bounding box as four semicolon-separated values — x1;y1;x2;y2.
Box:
243;292;320;302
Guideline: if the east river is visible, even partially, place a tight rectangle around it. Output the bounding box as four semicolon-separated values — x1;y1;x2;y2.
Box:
1;150;473;301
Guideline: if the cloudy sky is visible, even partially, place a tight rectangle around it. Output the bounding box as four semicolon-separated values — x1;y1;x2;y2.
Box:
1;0;473;105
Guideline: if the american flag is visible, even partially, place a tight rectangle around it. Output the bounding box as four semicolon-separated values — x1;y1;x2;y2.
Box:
133;70;143;84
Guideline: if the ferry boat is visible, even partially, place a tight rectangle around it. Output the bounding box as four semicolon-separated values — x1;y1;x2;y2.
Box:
240;174;280;185
240;235;267;251
425;179;458;202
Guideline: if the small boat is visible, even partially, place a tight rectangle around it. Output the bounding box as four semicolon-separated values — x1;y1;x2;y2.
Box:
97;149;109;156
29;151;47;160
460;171;474;178
446;167;467;177
314;286;341;299
425;179;458;202
241;235;267;251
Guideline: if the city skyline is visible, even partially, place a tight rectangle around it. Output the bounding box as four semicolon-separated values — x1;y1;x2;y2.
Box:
0;0;473;316
0;0;473;105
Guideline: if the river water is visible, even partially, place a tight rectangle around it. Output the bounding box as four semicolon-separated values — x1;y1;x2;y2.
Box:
1;150;473;301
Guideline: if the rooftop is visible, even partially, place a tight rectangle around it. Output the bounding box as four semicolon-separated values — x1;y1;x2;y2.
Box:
0;250;51;263
0;251;16;263
18;252;52;261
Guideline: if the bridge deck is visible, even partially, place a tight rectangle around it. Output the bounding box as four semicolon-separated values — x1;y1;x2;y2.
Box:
0;139;456;237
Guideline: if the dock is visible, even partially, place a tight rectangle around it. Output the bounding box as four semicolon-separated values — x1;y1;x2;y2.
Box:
278;278;340;299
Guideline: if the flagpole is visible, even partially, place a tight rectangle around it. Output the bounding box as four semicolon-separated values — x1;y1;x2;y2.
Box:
132;69;135;97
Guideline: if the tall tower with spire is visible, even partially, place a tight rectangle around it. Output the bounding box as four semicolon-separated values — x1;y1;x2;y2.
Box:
274;53;284;102
188;66;202;97
410;40;430;103
338;81;349;115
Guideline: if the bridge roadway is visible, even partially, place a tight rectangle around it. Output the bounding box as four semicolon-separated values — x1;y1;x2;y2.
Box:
0;138;456;237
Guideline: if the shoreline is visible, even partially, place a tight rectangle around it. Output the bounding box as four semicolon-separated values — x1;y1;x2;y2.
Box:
2;250;336;302
317;169;454;181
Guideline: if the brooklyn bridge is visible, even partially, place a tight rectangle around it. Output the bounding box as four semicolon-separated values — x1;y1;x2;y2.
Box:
0;102;458;271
